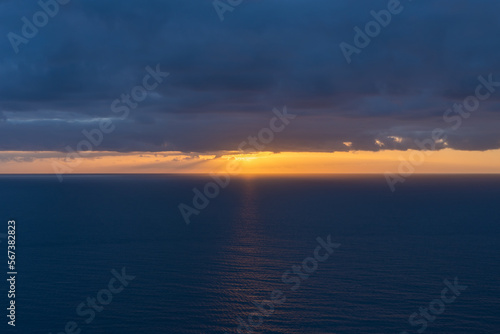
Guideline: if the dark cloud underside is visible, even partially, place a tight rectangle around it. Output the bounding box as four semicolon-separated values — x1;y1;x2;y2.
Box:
1;0;500;153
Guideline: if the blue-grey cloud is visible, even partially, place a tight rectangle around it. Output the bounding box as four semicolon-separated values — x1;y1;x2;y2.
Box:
1;0;500;153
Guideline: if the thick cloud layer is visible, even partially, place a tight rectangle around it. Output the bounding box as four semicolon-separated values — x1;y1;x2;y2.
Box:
1;0;500;153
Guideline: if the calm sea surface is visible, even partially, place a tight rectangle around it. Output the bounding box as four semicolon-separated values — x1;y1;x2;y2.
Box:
0;175;499;333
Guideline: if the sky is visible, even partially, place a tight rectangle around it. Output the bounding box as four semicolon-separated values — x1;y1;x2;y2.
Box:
1;0;500;174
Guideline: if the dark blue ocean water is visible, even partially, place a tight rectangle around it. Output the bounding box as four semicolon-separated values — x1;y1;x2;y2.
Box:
0;175;499;334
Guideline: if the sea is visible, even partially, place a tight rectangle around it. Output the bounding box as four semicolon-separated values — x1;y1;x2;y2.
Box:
0;174;499;334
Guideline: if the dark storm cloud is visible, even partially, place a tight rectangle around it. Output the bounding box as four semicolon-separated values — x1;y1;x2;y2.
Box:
1;0;500;153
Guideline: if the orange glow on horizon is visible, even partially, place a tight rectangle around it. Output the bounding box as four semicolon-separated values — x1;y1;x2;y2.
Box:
1;149;500;175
